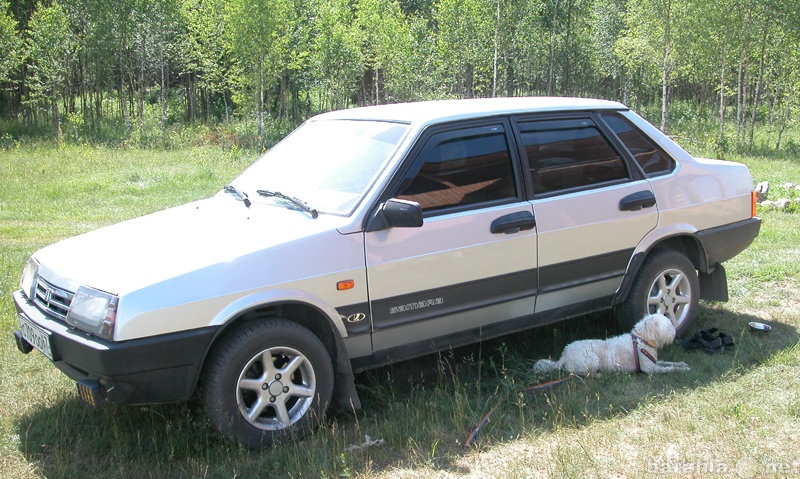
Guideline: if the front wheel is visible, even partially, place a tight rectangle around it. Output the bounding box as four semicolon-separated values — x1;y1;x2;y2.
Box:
616;249;699;335
202;319;334;448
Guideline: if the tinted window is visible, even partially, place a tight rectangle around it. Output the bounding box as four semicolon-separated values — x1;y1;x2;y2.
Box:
519;119;628;194
601;112;675;176
397;126;516;211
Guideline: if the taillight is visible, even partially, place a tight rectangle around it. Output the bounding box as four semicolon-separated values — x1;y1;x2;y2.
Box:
751;191;758;218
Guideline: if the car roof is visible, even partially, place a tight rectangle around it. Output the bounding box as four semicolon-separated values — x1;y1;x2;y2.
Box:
311;97;627;125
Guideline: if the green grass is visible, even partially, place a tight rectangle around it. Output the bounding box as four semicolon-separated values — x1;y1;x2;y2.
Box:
1;143;799;478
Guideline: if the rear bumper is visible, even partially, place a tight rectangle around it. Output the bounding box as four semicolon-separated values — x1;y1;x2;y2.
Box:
13;290;217;405
696;217;762;268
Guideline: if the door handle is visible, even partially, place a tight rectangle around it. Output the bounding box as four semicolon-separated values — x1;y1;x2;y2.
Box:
491;211;536;234
619;190;657;211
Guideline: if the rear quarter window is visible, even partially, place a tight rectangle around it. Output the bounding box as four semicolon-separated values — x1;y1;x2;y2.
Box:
601;112;675;177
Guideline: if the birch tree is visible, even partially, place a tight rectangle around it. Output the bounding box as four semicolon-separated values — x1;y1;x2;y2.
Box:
0;0;22;87
224;0;292;141
25;0;77;138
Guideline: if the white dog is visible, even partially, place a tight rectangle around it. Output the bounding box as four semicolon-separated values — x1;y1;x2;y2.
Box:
534;314;690;376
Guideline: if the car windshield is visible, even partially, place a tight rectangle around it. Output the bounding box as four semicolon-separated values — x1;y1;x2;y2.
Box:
231;119;409;216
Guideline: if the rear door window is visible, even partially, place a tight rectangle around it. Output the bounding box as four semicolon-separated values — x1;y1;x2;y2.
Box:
518;118;629;195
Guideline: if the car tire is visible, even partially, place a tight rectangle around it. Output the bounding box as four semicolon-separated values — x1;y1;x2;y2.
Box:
202;318;333;448
616;248;699;335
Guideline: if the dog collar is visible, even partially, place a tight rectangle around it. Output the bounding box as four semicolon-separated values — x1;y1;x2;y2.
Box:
631;333;657;349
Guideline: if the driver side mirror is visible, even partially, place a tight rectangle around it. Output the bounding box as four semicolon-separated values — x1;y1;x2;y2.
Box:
366;198;423;231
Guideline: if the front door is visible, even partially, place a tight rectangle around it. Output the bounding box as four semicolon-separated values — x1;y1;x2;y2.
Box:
364;121;538;354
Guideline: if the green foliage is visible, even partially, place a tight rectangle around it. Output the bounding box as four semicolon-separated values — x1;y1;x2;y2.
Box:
432;0;495;97
310;0;364;110
357;0;427;102
180;0;236;113
0;0;799;149
24;1;76;130
0;0;22;85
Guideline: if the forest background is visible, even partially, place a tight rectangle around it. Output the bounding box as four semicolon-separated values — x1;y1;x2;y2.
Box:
0;0;799;152
2;3;800;476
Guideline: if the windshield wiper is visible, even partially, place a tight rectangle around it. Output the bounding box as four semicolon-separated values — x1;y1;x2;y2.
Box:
257;190;319;219
223;185;251;208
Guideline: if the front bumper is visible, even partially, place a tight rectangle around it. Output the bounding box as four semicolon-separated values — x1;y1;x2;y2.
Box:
12;290;217;405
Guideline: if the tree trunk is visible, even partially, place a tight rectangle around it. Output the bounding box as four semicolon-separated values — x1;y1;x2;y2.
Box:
120;55;131;134
775;91;791;150
187;74;196;123
748;30;767;149
660;0;672;133
257;58;265;141
138;50;145;133
718;42;727;138
52;96;62;142
160;46;168;134
223;90;230;124
547;0;559;96
492;0;499;98
766;84;778;146
736;48;746;143
279;69;288;121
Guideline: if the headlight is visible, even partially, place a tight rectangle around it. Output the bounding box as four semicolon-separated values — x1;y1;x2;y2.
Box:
66;286;118;341
20;257;40;301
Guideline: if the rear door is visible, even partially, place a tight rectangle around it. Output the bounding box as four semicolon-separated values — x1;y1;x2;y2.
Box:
364;119;538;354
514;115;659;316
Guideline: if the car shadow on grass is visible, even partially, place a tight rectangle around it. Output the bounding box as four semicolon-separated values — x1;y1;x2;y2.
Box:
347;307;799;472
14;307;799;478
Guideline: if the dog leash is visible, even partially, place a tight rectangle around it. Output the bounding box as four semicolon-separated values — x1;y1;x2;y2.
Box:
463;376;573;447
631;333;658;373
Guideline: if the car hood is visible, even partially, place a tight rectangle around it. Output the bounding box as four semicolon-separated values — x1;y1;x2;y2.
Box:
34;195;346;295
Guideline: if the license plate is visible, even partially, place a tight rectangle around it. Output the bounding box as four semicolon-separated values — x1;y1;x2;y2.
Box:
18;314;54;360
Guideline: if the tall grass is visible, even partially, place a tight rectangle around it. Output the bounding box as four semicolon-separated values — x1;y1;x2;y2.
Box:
1;141;799;478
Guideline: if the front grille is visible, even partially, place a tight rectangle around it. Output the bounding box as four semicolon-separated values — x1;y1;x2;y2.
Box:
33;277;74;321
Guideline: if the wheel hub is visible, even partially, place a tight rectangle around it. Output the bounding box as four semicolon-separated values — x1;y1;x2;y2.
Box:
266;376;290;398
661;289;676;306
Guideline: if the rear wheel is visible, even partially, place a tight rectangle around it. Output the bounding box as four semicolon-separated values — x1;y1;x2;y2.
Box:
616;249;699;335
203;318;333;448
